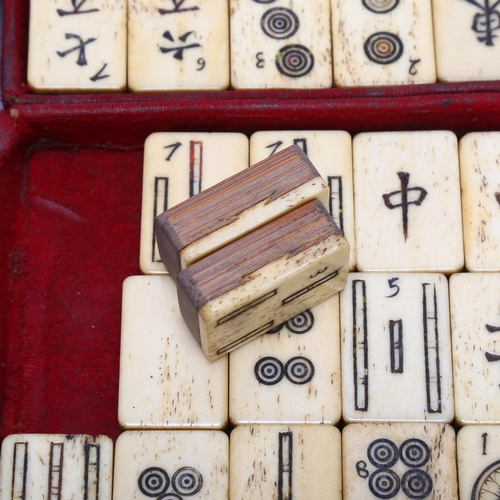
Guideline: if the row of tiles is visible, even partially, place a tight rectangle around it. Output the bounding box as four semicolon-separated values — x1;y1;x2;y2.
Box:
1;424;498;499
28;0;498;92
139;129;500;275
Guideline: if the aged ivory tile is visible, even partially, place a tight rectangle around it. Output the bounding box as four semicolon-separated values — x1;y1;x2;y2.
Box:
28;0;127;91
113;430;228;500
0;434;113;500
353;131;463;273
249;130;356;270
128;0;230;91
229;296;341;425
230;0;332;89
342;423;458;500
450;272;500;425
229;425;342;500
460;132;500;271
118;275;228;428
331;0;436;87
340;272;454;423
140;132;248;275
433;0;500;81
457;425;500;500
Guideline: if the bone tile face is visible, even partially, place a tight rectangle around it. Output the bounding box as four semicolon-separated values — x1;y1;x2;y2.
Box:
140;132;248;275
0;434;113;500
450;273;500;425
28;0;127;91
457;425;500;500
353;131;463;273
229;425;342;500
460;132;500;271
433;0;500;82
342;423;458;500
128;0;230;91
249;130;356;270
118;275;228;429
229;296;341;425
230;0;332;89
331;0;436;87
340;272;454;423
113;430;228;500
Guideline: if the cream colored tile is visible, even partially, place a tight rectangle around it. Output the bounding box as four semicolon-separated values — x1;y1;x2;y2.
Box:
128;0;230;91
460;132;500;271
340;272;454;423
118;275;228;428
353;131;463;273
457;425;500;500
229;425;341;500
230;0;332;89
433;0;500;81
113;430;228;500
28;0;126;92
332;0;436;87
140;132;248;275
229;296;341;425
0;434;113;500
250;130;355;270
450;273;500;425
342;423;458;500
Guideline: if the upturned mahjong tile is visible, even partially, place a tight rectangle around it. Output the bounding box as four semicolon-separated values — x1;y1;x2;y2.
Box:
340;272;454;423
28;0;127;91
128;0;230;91
118;275;228;429
229;425;342;500
113;430;228;500
353;131;463;273
433;0;500;82
140;132;248;274
249;130;355;270
229;296;341;425
460;132;500;271
450;273;500;425
331;0;436;87
0;434;113;500
342;423;458;500
230;0;332;89
457;426;500;500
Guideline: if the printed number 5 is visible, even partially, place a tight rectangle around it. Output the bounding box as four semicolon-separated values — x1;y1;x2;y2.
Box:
386;277;400;298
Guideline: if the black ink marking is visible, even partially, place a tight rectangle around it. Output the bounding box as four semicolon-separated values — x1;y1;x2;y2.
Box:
217;290;277;326
353;279;369;411
254;0;276;2
293;138;307;155
285;356;315;384
442;98;453;107
399;439;430;468
369;469;401;499
471;458;500;499
328;176;344;234
482;433;488;455
401;469;433;499
486;352;500;362
286;310;314;333
90;63;109;82
57;0;99;16
368;439;399;468
160;31;201;60
56;34;96;66
409;58;420;75
11;442;28;500
256;52;265;68
48;442;64;500
364;32;403;64
217;321;274;355
278;432;293;500
164;142;182;161
138;467;170;497
362;0;400;13
389;319;403;373
422;283;442;413
386;277;400;298
255;356;285;385
261;8;299;39
464;0;500;46
495;192;500;205
356;460;369;479
196;58;205;70
310;267;327;279
189;140;203;197
282;269;339;304
275;44;314;77
152;177;169;262
383;171;427;241
84;442;100;500
171;467;203;496
159;0;200;15
266;141;283;156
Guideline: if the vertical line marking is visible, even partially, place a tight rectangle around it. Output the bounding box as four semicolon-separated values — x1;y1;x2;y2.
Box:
189;141;203;197
278;431;293;500
84;443;100;500
389;319;403;373
11;442;28;500
328;176;344;234
48;442;64;500
353;279;369;411
152;176;169;262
